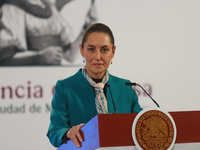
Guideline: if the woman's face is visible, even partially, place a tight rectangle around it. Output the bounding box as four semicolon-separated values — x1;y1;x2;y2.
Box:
80;32;116;79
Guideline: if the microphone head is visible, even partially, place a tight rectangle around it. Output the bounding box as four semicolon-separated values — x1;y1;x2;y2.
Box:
125;82;137;86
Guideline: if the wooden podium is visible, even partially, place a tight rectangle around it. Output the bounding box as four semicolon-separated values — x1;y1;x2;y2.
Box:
57;111;200;150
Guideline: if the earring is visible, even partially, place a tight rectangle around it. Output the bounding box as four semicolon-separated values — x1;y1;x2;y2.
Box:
83;58;85;63
111;60;113;64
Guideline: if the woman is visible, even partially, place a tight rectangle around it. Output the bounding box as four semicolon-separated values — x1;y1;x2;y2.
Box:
47;23;142;147
0;0;96;65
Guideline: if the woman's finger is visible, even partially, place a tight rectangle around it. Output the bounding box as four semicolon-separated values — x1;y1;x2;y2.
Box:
67;124;85;147
74;124;85;142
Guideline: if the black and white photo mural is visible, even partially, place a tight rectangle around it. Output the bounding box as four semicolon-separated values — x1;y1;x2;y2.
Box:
0;0;97;66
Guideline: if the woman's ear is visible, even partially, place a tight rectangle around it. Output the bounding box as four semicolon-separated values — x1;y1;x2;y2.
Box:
79;44;85;57
111;46;116;59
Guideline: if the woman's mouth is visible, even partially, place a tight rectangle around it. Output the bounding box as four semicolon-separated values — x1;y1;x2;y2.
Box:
93;63;103;66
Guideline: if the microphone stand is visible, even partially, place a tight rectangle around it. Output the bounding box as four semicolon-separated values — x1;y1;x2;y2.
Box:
125;82;160;108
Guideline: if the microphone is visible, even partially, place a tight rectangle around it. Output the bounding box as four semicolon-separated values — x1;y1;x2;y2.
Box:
125;82;160;108
106;84;118;114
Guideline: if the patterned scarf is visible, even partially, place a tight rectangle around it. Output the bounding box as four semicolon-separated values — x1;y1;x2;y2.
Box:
82;67;109;114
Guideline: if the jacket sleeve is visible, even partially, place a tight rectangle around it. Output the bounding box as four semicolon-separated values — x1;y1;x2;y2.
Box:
131;88;142;113
46;80;71;147
126;80;142;113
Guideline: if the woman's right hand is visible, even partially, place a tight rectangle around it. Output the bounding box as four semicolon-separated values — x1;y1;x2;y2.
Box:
66;123;85;147
37;46;63;65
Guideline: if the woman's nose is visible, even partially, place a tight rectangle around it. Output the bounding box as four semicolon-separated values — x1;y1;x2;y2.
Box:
94;51;101;60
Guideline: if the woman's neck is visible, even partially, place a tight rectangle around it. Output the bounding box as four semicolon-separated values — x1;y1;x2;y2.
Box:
86;70;105;79
92;78;102;83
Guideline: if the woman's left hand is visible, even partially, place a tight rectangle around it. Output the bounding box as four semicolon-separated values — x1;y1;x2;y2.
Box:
65;123;85;147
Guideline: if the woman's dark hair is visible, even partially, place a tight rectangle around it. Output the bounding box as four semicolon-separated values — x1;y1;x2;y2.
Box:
81;23;115;49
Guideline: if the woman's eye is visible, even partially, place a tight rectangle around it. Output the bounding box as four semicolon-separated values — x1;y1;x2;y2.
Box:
101;49;108;52
88;48;94;51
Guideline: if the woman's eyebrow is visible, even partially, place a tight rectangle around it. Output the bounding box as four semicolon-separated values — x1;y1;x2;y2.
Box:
87;45;109;48
87;45;95;47
101;45;109;48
